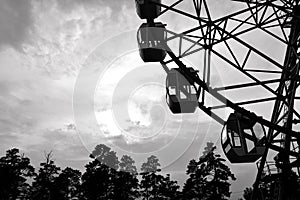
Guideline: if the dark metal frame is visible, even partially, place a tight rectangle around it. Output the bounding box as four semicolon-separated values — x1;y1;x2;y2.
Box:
143;0;300;199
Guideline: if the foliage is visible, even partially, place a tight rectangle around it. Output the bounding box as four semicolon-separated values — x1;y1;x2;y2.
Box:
242;187;253;200
30;151;61;200
0;143;240;200
90;144;119;170
81;144;119;200
141;155;161;173
52;167;82;200
241;170;300;200
182;143;236;200
113;155;139;200
140;155;180;200
0;148;35;200
119;154;137;174
202;142;215;157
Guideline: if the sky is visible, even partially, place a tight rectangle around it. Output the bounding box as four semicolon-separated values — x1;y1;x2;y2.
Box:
0;0;293;199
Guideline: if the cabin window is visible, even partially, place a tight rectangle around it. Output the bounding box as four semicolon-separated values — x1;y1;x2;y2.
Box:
183;85;190;93
233;131;241;147
168;86;176;95
228;129;233;145
253;123;265;139
190;86;197;94
166;94;170;104
222;126;228;142
244;129;252;136
225;144;231;153
246;138;255;153
180;91;187;99
138;30;142;43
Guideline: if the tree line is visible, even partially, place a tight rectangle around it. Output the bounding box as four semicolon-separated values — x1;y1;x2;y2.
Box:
0;142;239;200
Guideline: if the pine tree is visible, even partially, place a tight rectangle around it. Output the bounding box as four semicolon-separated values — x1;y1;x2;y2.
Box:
140;155;180;200
113;155;139;200
52;167;82;200
0;148;35;200
182;144;236;200
81;144;119;200
31;151;61;200
141;155;160;173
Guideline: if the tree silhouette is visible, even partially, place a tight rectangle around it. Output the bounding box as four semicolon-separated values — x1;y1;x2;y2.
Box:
119;155;137;173
140;155;161;200
158;173;180;199
52;167;82;200
242;187;253;200
0;148;35;200
0;143;239;200
31;151;61;200
90;144;119;170
141;155;160;173
241;186;269;200
113;155;139;200
81;144;119;200
240;170;300;200
140;155;180;200
182;144;236;200
202;142;214;157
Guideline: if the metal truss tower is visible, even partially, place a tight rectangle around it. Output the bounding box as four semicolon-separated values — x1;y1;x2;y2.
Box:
135;0;300;199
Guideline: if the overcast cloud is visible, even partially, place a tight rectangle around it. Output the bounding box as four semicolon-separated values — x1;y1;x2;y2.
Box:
0;1;281;198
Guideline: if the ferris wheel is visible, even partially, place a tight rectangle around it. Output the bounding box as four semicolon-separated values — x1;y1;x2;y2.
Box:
134;0;300;199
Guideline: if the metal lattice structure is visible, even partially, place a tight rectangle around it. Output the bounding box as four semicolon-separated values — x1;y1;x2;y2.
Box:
135;0;300;199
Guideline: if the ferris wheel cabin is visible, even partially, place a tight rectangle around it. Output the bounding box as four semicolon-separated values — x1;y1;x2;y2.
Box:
166;68;198;114
221;112;266;163
135;0;162;20
137;22;167;62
